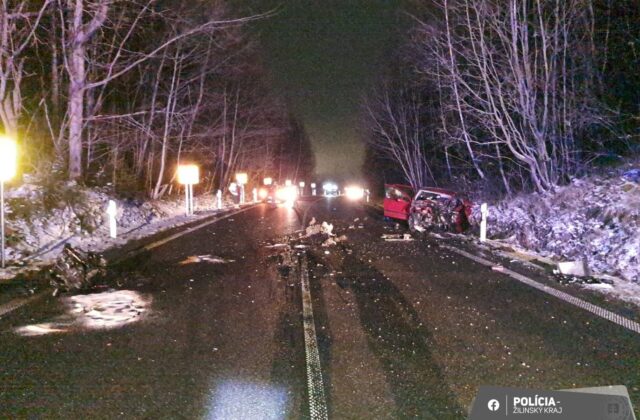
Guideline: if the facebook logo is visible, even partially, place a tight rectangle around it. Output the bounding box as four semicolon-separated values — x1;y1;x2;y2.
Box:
488;399;500;411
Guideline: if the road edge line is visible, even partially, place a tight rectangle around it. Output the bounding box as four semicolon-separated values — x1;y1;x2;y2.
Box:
0;291;48;319
442;245;640;335
139;204;258;253
299;252;329;419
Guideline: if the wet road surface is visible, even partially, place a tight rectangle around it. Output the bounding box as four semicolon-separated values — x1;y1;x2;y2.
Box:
1;198;639;418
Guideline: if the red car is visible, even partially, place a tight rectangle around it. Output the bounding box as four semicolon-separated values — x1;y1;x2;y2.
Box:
383;184;473;233
383;184;414;221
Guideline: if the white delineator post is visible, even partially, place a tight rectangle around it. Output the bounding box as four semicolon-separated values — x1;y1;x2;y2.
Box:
252;188;258;202
216;189;222;210
184;185;190;215
480;203;488;242
365;189;370;203
311;183;316;196
236;173;248;205
107;200;117;239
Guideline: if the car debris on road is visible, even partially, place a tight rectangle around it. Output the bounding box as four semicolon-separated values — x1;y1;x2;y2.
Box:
49;244;107;294
381;233;414;242
179;255;235;265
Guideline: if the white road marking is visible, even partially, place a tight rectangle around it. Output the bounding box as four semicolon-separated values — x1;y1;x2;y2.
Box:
443;245;640;335
299;253;329;419
0;291;47;319
141;205;258;252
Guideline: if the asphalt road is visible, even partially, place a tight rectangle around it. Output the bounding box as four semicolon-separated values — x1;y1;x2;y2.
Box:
1;198;639;419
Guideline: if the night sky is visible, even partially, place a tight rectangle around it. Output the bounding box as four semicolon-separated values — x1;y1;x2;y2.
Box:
240;1;407;181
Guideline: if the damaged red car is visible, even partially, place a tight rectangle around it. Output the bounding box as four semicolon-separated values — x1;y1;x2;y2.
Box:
383;184;473;233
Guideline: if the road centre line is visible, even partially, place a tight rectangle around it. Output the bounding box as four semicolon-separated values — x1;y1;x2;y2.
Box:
299;252;329;419
443;245;640;335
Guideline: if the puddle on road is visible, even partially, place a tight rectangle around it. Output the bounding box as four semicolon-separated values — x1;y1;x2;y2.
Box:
179;255;235;265
15;290;151;336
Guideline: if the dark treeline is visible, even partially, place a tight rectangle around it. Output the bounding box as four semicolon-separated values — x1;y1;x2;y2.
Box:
363;0;639;197
2;0;314;197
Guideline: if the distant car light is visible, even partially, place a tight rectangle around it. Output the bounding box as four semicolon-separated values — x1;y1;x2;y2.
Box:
345;186;364;200
276;186;297;203
259;188;268;199
323;182;338;192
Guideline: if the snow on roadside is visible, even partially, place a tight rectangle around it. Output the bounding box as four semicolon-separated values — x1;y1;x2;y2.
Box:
483;167;640;305
0;181;238;280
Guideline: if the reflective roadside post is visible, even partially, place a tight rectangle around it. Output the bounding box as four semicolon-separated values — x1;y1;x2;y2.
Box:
263;177;272;186
216;189;222;210
236;172;248;204
480;203;488;242
177;164;199;216
311;183;316;196
252;188;258;202
365;189;370;203
299;181;305;197
285;179;292;187
0;136;17;268
107;200;117;239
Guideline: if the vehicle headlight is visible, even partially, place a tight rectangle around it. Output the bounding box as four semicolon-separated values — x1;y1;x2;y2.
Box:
345;186;364;200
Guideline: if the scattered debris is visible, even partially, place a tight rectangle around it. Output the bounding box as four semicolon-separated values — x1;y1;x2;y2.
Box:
179;255;235;265
305;224;322;236
321;222;334;236
492;265;506;272
305;220;334;237
49;244;107;293
264;243;289;249
382;233;414;242
555;260;590;277
322;238;337;247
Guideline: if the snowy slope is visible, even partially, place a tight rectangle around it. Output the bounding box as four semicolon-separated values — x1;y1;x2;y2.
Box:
486;168;640;285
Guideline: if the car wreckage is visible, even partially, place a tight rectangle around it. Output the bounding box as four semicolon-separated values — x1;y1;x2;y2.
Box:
384;184;473;233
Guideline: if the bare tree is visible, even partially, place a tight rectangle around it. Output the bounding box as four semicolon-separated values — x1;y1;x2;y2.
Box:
365;83;433;190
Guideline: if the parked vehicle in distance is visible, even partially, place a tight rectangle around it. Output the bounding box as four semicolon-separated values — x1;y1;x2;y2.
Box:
383;184;473;233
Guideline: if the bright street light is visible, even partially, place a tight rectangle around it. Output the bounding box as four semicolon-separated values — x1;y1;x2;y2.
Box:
177;164;199;216
285;179;292;187
299;181;305;188
263;177;273;186
235;172;248;185
177;164;199;185
0;135;17;268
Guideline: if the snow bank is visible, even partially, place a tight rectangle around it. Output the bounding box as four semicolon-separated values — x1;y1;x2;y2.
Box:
486;169;640;284
1;181;235;278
